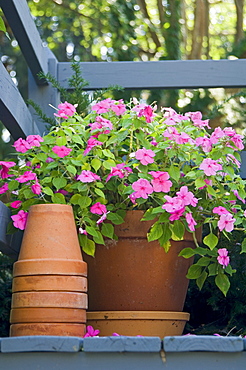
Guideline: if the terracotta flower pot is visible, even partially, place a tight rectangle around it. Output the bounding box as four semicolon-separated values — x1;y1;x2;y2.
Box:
10;204;87;337
84;210;200;312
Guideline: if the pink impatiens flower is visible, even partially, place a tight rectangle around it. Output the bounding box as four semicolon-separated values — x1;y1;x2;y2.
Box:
13;138;31;153
16;171;37;183
110;100;126;116
218;213;236;232
54;101;76;119
176;186;198;207
77;170;101;183
149;171;172;193
31;181;42;195
91;98;113;114
213;206;230;215
185;212;197;232
52;145;72;158
90;202;107;215
106;163;132;182
199;158;222;176
132;179;153;199
89;116;113;132
11;210;28;230
217;248;230;268
135;148;155;165
83;325;100;338
0;161;16;179
83;137;103;156
26;135;44;147
0;183;8;194
10;200;22;209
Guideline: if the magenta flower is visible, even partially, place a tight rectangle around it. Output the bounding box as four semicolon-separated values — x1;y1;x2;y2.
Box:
96;212;108;225
195;137;212;152
106;164;132;182
169;207;185;221
0;183;8;194
162;195;184;213
135;148;155;165
83;325;100;338
91;98;113;114
218;213;236;232
90;202;107;215
26;135;44;147
16;171;37;183
230;134;244;150
10;200;22;209
213;206;229;215
185;111;211;129
111;100;126;116
199;158;222;176
176;186;198;207
132;179;153;199
13;138;31;153
54;101;76;119
31;181;42;195
137;105;155;123
55;189;69;196
83;136;103;156
0;161;16;179
79;227;88;235
52;145;72;158
11;210;28;230
217;248;230;268
77;170;101;183
185;212;197;232
149;171;172;193
90;116;113;131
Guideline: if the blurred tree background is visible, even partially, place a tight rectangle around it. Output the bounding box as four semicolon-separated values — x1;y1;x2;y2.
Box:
0;0;246;336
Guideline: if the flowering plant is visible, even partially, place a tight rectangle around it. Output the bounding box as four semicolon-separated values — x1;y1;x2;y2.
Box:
1;98;246;295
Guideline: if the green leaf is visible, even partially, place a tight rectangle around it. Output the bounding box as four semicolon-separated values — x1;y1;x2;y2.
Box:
67;165;77;175
206;185;217;197
93;231;105;245
147;223;163;242
51;192;66;204
79;235;95;256
196;257;211;266
186;264;202;279
52;177;67;190
36;153;47;162
215;272;230;296
103;159;116;169
86;226;99;237
101;223;114;239
78;196;92;208
208;263;218;276
241;238;246;253
46;161;58;170
158;223;172;249
195;178;206;189
172;220;185;240
56;137;67;146
107;212;125;225
91;158;101;171
196;270;208;290
8;180;19;191
94;188;105;198
203;233;218;250
168;165;180;182
73;135;84;145
43;187;54;196
179;247;196;258
0;17;6;33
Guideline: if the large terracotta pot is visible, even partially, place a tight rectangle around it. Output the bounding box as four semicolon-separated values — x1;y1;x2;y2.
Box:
10;204;87;337
84;210;201;312
84;210;201;337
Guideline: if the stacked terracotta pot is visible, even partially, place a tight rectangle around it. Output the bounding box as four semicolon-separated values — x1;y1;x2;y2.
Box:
9;204;87;337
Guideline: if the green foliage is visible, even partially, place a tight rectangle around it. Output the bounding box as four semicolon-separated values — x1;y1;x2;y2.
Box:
0;253;13;337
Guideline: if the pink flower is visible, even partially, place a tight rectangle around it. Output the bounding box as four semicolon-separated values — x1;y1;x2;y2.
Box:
91;98;113;114
11;210;28;230
83;325;100;338
185;212;197;231
210;127;225;144
135;148;155;165
185;111;211;129
26;135;44;147
106;164;132;182
213;206;230;215
31;181;42;195
176;186;198;207
0;183;8;194
90;202;107;215
132;179;153;199
233;190;245;204
0;161;16;179
13;138;31;153
138;105;155;123
244;210;246;217
129;192;137;204
218;213;236;232
79;227;88;235
96;212;108;224
10;200;22;209
149;171;172;193
162;195;184;213
195;137;212;152
199;158;222;176
83;137;103;156
230;134;244;150
54;101;76;119
55;189;69;195
217;248;230;268
77;170;101;183
52;145;72;158
111;100;126;116
169;207;185;221
174;132;192;145
90;116;113;131
16;171;37;183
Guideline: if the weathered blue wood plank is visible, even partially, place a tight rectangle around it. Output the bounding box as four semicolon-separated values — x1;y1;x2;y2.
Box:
163;335;244;352
1;336;83;353
83;336;161;352
58;59;246;90
0;62;41;139
0;0;49;85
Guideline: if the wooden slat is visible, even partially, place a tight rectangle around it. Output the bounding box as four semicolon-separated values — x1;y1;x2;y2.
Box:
58;59;246;90
0;62;41;139
0;0;49;85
